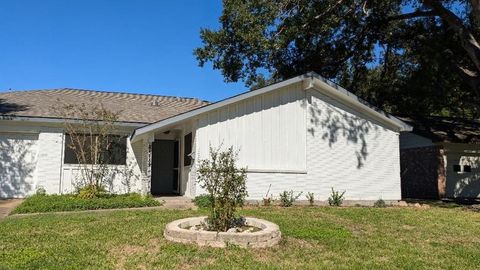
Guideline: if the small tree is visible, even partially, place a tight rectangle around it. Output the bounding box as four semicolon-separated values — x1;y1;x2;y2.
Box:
57;102;122;197
197;146;248;232
328;188;346;207
306;192;315;206
278;190;302;207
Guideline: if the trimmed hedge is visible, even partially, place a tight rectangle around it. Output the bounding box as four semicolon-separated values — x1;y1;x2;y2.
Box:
12;193;161;214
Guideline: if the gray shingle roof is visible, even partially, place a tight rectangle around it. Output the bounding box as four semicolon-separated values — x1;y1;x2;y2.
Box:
399;116;480;144
0;88;209;123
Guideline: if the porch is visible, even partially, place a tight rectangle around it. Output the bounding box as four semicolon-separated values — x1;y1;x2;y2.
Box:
131;121;196;198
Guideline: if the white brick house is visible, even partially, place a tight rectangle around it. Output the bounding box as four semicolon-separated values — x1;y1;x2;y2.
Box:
0;73;412;201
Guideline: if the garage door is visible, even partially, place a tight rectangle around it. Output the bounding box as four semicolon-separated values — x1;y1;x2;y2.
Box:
0;133;39;198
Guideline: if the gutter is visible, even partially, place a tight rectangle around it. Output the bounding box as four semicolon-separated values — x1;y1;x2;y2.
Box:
0;115;147;128
304;74;413;132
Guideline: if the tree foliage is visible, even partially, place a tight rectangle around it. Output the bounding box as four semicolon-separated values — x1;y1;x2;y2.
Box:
195;0;480;118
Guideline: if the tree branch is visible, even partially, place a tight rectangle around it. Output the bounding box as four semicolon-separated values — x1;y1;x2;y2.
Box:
387;10;437;21
301;0;346;28
423;0;480;72
471;0;480;26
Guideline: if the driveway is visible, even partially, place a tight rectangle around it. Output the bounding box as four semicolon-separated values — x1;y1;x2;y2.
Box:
0;199;22;219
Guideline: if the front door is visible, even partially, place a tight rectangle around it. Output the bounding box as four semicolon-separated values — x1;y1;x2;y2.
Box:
151;140;179;195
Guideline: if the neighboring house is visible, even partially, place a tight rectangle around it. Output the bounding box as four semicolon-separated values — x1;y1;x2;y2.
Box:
399;116;480;200
0;73;412;201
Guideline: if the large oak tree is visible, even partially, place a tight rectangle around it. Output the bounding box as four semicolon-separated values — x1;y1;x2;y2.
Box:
195;0;480;118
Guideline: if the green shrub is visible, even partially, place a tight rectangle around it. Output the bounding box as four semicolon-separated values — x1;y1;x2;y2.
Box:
192;194;213;208
35;186;47;196
12;193;161;214
279;190;302;207
374;198;387;208
77;185;107;199
197;146;248;232
306;192;315;206
328;188;345;206
262;197;273;206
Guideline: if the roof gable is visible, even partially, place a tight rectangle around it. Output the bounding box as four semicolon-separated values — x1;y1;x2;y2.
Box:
399;116;480;144
131;72;411;141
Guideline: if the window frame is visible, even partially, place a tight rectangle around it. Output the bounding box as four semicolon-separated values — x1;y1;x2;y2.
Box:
63;133;127;165
183;132;192;166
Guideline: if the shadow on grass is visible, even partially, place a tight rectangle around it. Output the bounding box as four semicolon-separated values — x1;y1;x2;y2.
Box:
405;198;480;212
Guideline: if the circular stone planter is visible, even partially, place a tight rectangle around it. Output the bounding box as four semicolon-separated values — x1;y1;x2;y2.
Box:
164;216;281;248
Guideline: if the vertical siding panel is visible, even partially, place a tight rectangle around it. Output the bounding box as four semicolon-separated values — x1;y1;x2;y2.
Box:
263;93;272;168
238;101;246;165
227;104;236;152
299;86;307;169
254;96;263;168
196;84;309;172
219;107;228;149
278;87;287;168
273;91;281;167
245;98;255;166
285;86;294;168
209;111;218;147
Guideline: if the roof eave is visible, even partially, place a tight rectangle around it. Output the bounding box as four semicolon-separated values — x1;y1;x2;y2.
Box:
0;115;148;128
306;75;413;132
130;74;308;142
130;72;413;142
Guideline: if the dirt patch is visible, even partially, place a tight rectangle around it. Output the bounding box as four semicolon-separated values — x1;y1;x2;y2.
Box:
0;199;23;219
252;237;325;264
110;244;145;269
110;239;162;269
176;257;216;270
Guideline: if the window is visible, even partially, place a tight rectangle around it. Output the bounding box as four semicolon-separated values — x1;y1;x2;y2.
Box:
184;132;192;166
453;165;461;172
64;134;127;165
463;165;472;173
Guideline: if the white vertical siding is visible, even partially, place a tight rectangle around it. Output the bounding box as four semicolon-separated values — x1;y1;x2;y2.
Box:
195;83;307;171
193;85;402;201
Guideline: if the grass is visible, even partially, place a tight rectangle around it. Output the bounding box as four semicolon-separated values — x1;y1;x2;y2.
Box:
1;206;479;269
11;193;161;214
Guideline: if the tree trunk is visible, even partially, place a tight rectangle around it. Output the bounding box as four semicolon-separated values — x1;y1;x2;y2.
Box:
423;0;480;97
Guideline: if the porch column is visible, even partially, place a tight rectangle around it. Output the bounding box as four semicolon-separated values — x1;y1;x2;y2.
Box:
140;133;154;195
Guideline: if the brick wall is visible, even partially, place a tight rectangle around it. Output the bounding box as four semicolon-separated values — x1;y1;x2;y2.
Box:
400;146;446;199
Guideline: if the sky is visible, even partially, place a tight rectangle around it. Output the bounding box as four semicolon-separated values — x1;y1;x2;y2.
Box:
0;0;247;102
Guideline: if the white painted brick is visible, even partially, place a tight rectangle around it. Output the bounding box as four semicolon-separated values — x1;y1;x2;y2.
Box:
36;132;64;194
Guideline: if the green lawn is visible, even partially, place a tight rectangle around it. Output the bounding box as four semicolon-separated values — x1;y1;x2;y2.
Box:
1;206;479;269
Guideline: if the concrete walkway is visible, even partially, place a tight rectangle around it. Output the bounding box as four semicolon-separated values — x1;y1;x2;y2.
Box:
155;196;197;210
0;199;23;219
